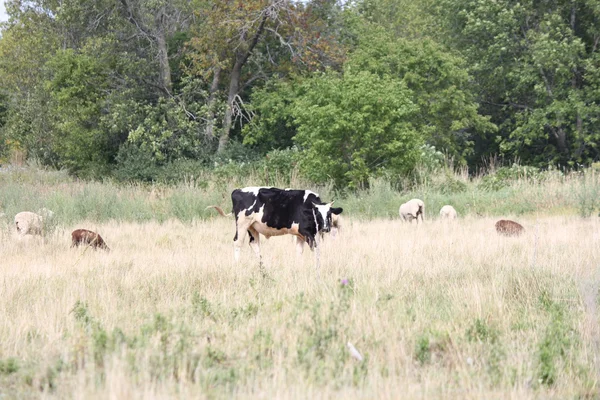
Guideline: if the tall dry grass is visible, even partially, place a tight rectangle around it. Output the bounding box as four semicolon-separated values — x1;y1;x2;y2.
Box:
2;165;600;225
0;215;598;398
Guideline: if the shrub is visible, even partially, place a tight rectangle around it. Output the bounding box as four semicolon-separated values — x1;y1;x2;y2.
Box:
114;143;160;183
0;358;19;375
466;319;498;343
414;335;431;364
292;69;421;189
257;147;301;185
478;164;544;191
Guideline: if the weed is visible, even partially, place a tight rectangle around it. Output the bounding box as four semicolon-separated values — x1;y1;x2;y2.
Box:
466;319;498;344
191;292;216;320
415;335;431;365
0;358;19;375
536;292;577;386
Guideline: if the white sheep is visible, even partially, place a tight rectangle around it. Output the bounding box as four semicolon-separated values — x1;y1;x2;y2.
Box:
439;205;458;220
14;211;44;236
399;198;425;224
14;208;54;236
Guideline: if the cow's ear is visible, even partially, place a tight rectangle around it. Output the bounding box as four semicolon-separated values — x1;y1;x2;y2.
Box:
331;207;343;215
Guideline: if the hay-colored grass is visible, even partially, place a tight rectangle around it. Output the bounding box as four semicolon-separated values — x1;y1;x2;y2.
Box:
0;215;598;399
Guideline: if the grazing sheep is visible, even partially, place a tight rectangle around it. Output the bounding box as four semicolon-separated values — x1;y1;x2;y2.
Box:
495;220;525;237
14;211;44;236
440;205;458;220
399;199;425;224
71;229;110;251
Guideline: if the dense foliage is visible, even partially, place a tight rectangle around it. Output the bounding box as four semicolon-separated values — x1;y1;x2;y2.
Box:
1;0;599;187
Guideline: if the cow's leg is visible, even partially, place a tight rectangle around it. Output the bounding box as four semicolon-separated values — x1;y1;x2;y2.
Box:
294;236;305;256
314;234;321;270
247;227;261;262
233;219;252;261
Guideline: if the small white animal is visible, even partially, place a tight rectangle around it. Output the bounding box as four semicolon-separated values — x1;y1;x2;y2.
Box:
347;342;363;362
399;198;425;224
439;205;458;220
14;211;44;236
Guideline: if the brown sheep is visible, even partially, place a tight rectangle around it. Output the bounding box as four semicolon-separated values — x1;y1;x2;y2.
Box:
495;220;525;237
71;229;110;251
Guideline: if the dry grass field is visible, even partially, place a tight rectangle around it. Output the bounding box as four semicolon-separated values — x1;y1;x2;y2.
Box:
0;215;599;399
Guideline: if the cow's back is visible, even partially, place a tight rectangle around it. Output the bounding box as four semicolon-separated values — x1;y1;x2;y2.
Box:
259;189;307;227
233;187;322;227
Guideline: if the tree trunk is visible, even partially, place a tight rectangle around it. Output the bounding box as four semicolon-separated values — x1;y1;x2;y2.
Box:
574;114;585;159
156;30;172;95
216;13;268;153
218;61;242;153
557;128;568;156
205;67;221;140
551;126;569;159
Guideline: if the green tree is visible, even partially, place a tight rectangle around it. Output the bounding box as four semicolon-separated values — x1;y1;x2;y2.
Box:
186;0;347;152
44;45;120;176
346;23;496;164
0;0;61;163
439;0;600;167
117;0;194;96
292;69;420;188
241;79;298;153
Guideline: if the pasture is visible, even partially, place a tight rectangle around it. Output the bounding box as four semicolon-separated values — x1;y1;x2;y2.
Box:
1;215;598;398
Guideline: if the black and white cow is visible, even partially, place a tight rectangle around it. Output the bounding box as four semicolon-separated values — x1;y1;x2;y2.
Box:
231;187;343;261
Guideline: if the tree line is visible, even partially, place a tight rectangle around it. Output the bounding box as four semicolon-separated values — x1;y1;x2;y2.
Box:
0;0;599;188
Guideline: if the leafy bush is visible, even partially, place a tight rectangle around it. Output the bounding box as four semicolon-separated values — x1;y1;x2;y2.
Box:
255;147;301;185
212;140;261;166
155;159;209;187
466;319;498;343
242;79;298;153
431;171;468;194
536;292;576;386
414;335;431;364
114;143;160;183
0;358;19;375
418;144;445;173
292;69;421;189
478;164;544;191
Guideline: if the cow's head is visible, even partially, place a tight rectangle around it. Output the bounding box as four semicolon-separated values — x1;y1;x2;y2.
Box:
308;201;343;233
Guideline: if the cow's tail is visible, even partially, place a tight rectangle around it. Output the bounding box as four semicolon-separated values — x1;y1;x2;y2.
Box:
205;205;232;217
